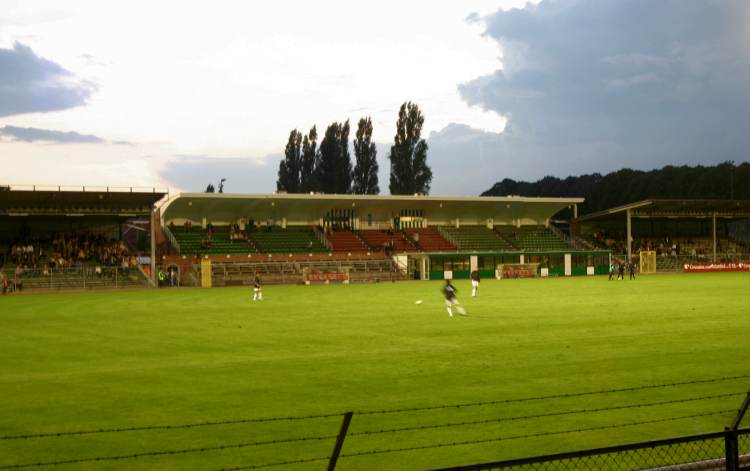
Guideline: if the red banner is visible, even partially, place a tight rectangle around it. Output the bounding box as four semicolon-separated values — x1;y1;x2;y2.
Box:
305;272;349;281
683;262;750;273
497;264;537;279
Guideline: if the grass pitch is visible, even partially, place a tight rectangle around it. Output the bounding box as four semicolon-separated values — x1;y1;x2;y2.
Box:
1;273;749;470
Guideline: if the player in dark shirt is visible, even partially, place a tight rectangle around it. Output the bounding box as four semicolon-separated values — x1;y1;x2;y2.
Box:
442;279;467;317
628;261;636;280
617;262;625;280
470;269;480;297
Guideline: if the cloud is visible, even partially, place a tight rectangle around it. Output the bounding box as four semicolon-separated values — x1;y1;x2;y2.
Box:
447;0;750;188
0;125;131;145
0;41;96;117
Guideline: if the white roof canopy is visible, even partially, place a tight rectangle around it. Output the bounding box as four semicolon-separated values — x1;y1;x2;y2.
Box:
161;193;584;226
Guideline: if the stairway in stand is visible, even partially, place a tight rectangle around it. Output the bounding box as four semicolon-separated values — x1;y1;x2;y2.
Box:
327;229;369;252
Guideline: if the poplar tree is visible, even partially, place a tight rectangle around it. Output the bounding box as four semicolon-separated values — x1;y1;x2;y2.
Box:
388;102;432;195
277;129;302;192
316;120;352;193
352;116;379;194
299;125;319;193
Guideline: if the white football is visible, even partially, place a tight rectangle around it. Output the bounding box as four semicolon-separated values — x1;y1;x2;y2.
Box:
415;300;423;305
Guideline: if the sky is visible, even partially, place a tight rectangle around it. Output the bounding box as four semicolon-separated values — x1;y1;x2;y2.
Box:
1;0;749;195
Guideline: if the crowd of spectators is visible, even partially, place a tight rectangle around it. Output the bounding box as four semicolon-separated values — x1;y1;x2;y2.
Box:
2;232;136;271
588;230;744;257
229;223;246;241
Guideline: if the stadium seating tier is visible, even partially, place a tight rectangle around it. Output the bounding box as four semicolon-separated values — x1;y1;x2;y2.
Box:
327;230;369;252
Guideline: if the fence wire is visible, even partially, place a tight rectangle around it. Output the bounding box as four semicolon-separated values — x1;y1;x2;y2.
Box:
427;430;750;471
353;374;750;416
0;412;343;441
340;410;735;461
348;392;744;438
741;429;750;461
0;434;337;470
215;456;331;471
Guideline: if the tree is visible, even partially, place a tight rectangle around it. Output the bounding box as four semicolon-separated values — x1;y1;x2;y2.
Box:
277;129;303;192
338;120;352;192
388;102;432;195
316;120;352;193
481;162;750;216
299;126;319;193
352;116;379;194
205;183;215;193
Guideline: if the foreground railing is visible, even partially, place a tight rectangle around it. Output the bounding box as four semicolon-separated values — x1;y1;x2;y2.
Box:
429;429;750;471
1;375;747;470
1;266;150;291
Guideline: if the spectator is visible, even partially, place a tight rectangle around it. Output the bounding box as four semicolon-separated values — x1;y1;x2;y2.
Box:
13;266;23;292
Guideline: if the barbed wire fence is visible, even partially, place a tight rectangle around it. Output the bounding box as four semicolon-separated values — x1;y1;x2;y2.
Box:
1;374;749;470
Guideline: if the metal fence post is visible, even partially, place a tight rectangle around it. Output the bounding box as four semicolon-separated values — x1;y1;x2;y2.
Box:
725;427;739;471
730;391;750;430
726;391;750;471
327;412;353;471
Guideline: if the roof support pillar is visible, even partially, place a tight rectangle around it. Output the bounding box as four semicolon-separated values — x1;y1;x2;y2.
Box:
150;205;157;287
713;212;717;263
626;208;632;262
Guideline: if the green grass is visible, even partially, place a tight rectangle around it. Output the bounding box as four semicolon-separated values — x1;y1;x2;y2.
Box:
1;273;749;470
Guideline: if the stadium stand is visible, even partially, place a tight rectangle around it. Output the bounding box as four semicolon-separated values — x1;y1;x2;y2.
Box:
0;187;166;290
439;226;514;251
583;231;746;258
249;226;328;254
496;225;573;251
326;229;369;252
404;227;456;252
171;226;256;255
157;192;615;282
574;199;750;263
358;229;417;252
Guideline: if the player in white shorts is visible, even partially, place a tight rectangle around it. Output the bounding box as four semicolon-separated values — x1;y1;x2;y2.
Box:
470;269;480;297
252;275;263;301
442;279;466;317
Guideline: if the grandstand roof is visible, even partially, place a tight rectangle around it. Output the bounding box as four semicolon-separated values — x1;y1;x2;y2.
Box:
161;193;584;225
0;186;167;217
575;199;750;222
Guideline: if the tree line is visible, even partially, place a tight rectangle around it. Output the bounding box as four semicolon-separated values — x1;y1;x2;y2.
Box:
482;162;749;215
276;101;432;195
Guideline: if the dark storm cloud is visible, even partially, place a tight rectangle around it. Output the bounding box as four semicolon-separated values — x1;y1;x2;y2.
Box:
0;125;131;145
429;0;750;194
0;125;103;143
0;42;96;117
